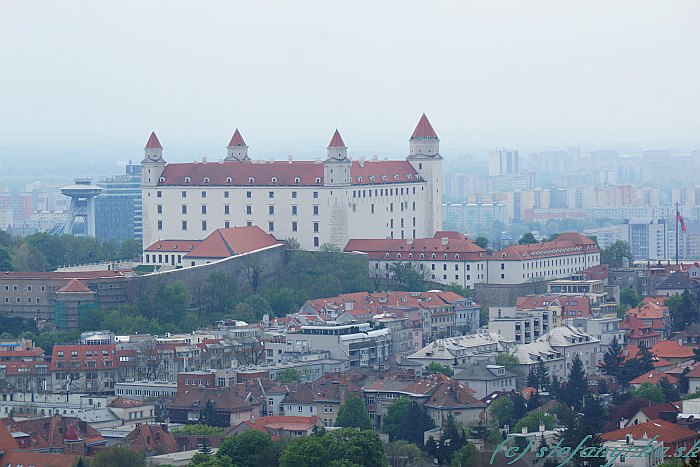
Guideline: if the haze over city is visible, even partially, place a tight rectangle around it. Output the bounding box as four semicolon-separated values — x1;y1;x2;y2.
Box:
1;0;699;177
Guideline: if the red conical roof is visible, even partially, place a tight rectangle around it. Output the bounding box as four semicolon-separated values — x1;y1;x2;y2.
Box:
411;114;438;139
58;279;92;294
228;129;247;147
145;131;163;149
64;425;81;442
328;129;346;148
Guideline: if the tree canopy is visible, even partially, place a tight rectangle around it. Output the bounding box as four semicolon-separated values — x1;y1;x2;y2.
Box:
518;233;539;245
600;240;632;267
216;430;276;467
335;395;371;430
382;398;435;444
91;447;146;467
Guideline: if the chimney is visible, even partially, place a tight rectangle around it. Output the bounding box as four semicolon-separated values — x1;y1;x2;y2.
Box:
620;418;626;429
441;237;449;246
538;422;545;432
521;427;528;435
288;155;293;164
202;156;207;163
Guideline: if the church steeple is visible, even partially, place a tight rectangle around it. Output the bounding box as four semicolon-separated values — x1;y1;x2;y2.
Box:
225;129;250;161
326;129;348;161
408;114;440;158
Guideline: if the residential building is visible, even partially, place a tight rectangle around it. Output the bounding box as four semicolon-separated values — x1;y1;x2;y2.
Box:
488;306;552;344
600;419;699;457
563;316;624;349
488;149;519;176
345;231;488;289
453;361;516;399
167;387;255;427
406;331;513;369
141;115;443;251
50;344;117;394
486;233;600;285
534;325;601;374
512;341;567;380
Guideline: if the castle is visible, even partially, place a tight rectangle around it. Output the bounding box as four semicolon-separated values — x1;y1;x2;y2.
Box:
141;114;443;251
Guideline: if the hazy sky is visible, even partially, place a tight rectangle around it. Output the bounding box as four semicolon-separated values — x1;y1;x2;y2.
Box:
1;0;698;164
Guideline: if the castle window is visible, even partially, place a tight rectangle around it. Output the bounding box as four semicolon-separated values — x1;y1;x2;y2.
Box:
455;254;459;259
272;177;278;183
224;191;229;198
159;177;165;182
182;221;188;230
385;253;390;258
432;254;436;259
315;177;321;183
381;175;387;181
226;177;232;183
157;221;163;230
420;253;425;258
357;177;363;183
246;191;252;198
157;190;162;197
201;191;207;198
184;177;191;183
249;177;255;183
269;191;275;198
393;175;399;181
203;177;210;183
408;253;413;258
397;253;401;258
369;176;375;182
294;177;301;183
181;191;187;198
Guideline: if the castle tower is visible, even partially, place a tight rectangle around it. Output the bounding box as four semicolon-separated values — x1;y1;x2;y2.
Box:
225;129;250;161
141;131;166;187
323;130;351;186
324;130;351;248
407;114;443;237
63;424;86;456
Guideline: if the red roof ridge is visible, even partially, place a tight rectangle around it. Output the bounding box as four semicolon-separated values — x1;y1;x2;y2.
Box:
145;131;163;149
328;129;346;148
228;129;247;147
58;279;92;294
64;425;81;441
411;114;438;139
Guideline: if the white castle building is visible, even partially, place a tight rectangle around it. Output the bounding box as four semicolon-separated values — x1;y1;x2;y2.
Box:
141;115;443;251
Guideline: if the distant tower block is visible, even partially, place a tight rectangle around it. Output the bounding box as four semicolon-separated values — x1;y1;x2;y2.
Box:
60;179;102;237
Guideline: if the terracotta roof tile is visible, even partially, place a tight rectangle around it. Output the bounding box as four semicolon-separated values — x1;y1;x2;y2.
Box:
145;131;163;149
186;226;281;259
228;129;247;147
601;418;698;445
345;231;485;260
328;130;346;148
58;279;92;293
411;114;438;139
650;340;695;359
628;370;678;386
144;239;202;252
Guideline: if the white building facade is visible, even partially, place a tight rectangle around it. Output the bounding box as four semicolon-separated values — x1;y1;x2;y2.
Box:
141;115;443;251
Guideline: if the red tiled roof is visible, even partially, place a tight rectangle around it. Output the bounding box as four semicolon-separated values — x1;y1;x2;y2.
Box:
495;236;598;261
127;424;177;455
628;370;678;386
639;403;680;420
516;295;592;318
228;129;247;147
0;361;49;375
58;279;92;293
145;131;163;149
64;425;81;441
144;239;202;252
186;226;281;259
158;159;420;187
328;130;346;148
411;114;438;139
601;418;698;445
109;396;147;408
650;340;695;359
345;231;485;261
49;345;116;371
553;232;598;246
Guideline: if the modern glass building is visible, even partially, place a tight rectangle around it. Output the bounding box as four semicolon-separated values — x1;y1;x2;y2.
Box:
95;163;142;242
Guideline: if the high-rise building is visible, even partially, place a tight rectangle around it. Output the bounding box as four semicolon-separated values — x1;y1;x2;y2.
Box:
488;149;519;177
95;163;143;243
626;218;667;261
141;115;443;251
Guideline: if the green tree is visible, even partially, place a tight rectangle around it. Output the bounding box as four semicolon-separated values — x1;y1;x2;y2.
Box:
0;248;12;270
279;435;333;467
557;413;606;467
198;400;218;426
386;441;426;466
513;412;555;433
489;396;513;428
659;377;681;403
244;294;272;320
285;237;302;250
118;239;142;260
620;288;642;310
518;233;538;245
535;359;551;392
452;443;479;467
387;262;427;291
202;272;238;316
189;453;232;466
474;236;489;250
631;383;665;403
335;395;371;430
602;335;624;378
11;243;49;271
230;302;256;323
91;447;146;467
382;398;435;444
563;354;587;411
601;240;632;267
319;243;343;253
217;430;275;467
495;353;525;388
263;287;304;316
668;290;699;332
581;395;607;432
325;428;387;467
173;424;225;436
425;362;454;377
276;368;301;383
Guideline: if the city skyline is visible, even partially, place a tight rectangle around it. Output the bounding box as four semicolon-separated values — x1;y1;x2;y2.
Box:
1;0;699;166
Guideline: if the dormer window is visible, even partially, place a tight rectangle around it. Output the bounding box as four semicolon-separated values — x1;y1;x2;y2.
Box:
397;253;401;258
369;176;375;182
502;253;507;258
185;177;191;183
455;254;459;259
443;254;448;259
203;177;210;183
357;176;363;183
272;177;278;183
381;175;387;181
385;253;390;258
393;175;399;181
294;177;301;183
159;177;165;183
407;174;413;180
420;253;425;258
315;177;321;183
432;253;436;259
226;177;232;183
249;177;255;183
408;253;413;258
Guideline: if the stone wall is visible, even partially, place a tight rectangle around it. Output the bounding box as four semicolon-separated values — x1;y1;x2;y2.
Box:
130;244;286;300
473;281;548;308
